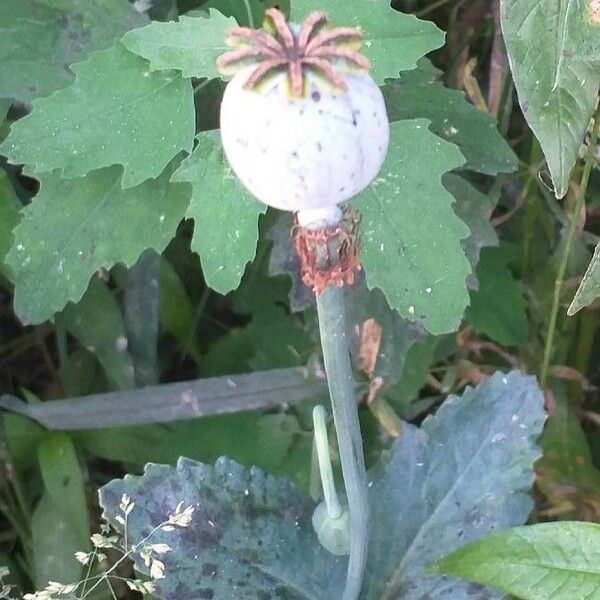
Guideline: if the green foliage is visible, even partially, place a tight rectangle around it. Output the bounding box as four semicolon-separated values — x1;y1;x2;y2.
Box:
1;1;600;598
291;0;445;83
123;11;236;79
382;60;518;175
101;457;347;600
0;0;146;102
501;0;600;198
356;119;470;335
172;131;267;294
433;522;600;600
62;277;135;390
0;171;20;270
33;433;89;586
7;166;190;324
0;43;195;188
362;371;545;599
466;247;528;346
99;372;545;600
568;242;600;314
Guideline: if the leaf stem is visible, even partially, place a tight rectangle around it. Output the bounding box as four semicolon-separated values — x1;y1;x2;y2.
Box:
540;107;600;386
316;286;369;600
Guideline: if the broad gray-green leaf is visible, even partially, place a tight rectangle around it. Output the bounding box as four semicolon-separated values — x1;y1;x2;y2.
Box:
7;165;189;324
291;0;444;83
432;522;600;600
382;60;518;175
0;43;194;188
0;0;146;102
568;241;600;314
362;370;546;600
465;247;528;346
62;277;135;390
172;131;266;294
355;119;471;335
501;0;600;198
0;170;20;268
100;457;347;600
123;11;235;79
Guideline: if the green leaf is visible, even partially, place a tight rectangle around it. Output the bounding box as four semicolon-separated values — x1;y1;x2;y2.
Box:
0;367;326;429
124;250;160;386
432;521;600;600
171;131;266;294
31;495;83;587
33;433;89;587
7;165;190;324
501;0;600;198
465;247;529;346
345;278;426;383
354;119;471;335
362;371;546;599
382;60;518;175
445;174;499;285
291;0;444;83
158;257;203;365
0;170;20;269
0;0;146;102
123;10;236;79
202;0;267;27
100;457;347;600
0;43;195;188
568;241;600;314
62;277;135;390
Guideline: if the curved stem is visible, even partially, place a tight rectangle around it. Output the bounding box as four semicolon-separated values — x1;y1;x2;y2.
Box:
242;0;255;28
316;286;369;600
313;405;344;519
540;106;600;386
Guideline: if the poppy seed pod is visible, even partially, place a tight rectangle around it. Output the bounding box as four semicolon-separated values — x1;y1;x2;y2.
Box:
218;8;389;225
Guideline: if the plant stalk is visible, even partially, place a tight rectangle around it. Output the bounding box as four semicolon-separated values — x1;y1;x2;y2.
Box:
540;107;600;386
316;285;369;600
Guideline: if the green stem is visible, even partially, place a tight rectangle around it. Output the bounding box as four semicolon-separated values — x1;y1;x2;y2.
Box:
540;108;600;386
316;286;368;600
313;405;343;519
243;0;255;28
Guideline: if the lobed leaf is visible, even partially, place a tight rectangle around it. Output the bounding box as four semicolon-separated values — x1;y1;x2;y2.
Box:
362;371;546;599
0;43;195;188
7;165;190;324
123;10;236;80
100;457;347;600
501;0;600;197
354;119;471;335
382;60;518;175
171;131;266;295
0;0;146;102
432;521;600;600
291;0;445;83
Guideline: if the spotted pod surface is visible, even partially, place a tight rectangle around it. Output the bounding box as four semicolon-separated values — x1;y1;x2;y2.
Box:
220;67;390;212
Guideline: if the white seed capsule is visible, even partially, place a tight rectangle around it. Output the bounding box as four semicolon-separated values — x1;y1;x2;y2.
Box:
219;67;390;217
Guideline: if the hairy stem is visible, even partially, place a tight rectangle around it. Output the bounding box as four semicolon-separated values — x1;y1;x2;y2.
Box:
540;107;600;386
316;285;369;600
